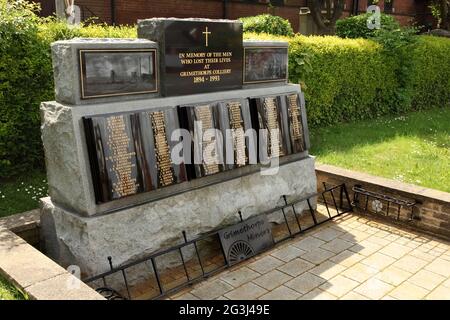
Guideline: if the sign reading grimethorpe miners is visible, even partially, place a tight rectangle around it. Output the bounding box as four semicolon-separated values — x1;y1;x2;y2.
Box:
138;18;243;96
219;215;273;265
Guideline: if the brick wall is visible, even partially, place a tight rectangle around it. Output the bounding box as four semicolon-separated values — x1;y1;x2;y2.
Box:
316;164;450;239
355;0;432;26
75;0;112;23
36;1;432;31
112;0;304;32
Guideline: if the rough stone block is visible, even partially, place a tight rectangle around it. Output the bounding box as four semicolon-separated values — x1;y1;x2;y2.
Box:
40;84;311;216
40;156;317;276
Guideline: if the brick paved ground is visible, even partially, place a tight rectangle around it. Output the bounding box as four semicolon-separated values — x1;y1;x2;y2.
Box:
168;213;450;300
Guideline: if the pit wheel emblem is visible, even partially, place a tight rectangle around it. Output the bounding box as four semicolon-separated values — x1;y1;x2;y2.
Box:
228;240;254;264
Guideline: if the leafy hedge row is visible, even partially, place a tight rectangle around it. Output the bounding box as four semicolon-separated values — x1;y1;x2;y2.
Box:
0;1;136;178
1;4;450;178
239;14;294;37
244;32;450;127
335;13;401;39
406;36;450;110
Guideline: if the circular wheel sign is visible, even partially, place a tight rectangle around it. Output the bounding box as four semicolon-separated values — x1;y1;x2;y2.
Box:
228;240;254;264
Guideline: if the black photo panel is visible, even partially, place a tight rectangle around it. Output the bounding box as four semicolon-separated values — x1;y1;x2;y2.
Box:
244;47;288;84
79;49;158;99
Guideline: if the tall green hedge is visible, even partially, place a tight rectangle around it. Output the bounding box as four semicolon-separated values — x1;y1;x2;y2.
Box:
1;1;450;178
0;0;136;178
244;32;450;127
239;14;294;37
335;13;401;39
406;36;450;110
1;1;50;178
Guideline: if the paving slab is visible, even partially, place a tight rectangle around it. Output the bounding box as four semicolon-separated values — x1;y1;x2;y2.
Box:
220;267;260;287
285;272;326;294
270;245;305;262
276;258;315;277
168;213;450;300
252;269;292;291
190;279;234;300
259;286;301;300
247;256;284;274
225;282;267;300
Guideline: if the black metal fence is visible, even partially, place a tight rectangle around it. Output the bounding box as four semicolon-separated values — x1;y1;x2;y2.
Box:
352;185;417;221
84;183;353;300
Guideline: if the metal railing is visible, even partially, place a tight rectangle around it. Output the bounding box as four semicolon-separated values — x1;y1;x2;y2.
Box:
352;185;417;221
84;183;353;300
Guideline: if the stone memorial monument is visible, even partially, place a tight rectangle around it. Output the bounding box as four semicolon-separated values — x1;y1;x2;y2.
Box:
39;18;317;278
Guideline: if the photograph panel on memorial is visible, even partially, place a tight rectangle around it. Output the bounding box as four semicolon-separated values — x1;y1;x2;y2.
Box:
216;99;256;170
50;39;159;105
178;103;225;178
137;108;188;189
251;96;288;163
80;49;158;99
83;113;147;203
243;44;288;85
138;18;243;96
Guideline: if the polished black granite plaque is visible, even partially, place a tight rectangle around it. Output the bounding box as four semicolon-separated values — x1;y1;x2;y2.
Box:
84;114;145;202
253;96;288;161
216;100;256;169
84;108;187;203
137;109;188;188
178;103;225;178
244;47;288;84
285;93;305;153
79;49;158;99
138;19;243;96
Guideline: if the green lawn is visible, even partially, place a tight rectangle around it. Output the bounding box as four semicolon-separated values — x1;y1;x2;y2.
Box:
310;108;450;193
0;275;27;300
0;171;47;218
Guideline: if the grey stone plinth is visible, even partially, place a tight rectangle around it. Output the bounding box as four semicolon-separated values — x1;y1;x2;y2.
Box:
243;40;289;48
51;38;159;105
40;155;316;276
40;84;310;216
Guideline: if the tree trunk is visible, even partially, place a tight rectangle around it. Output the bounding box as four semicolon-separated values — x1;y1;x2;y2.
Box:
441;0;450;30
309;0;345;34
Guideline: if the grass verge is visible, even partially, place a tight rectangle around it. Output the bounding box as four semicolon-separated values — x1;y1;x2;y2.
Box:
310;107;450;192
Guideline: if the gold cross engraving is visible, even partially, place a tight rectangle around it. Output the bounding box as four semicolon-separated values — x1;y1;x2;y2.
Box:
202;26;211;47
